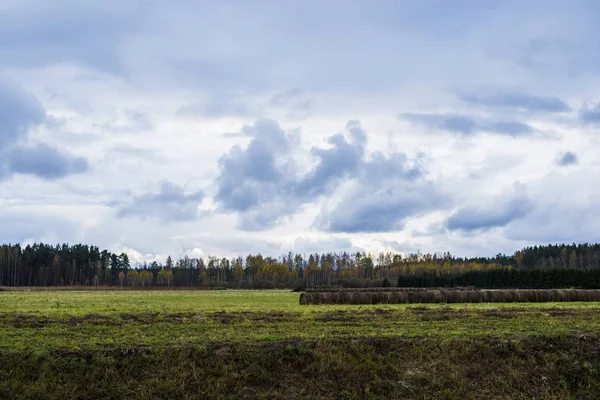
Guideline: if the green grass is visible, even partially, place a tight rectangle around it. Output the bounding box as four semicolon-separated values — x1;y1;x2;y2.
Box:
0;289;301;314
2;290;600;351
3;290;600;399
4;288;600;314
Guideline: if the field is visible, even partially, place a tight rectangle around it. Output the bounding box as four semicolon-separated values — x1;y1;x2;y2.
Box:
3;289;600;399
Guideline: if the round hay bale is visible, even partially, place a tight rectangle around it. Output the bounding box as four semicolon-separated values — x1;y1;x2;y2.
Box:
407;291;421;304
430;290;443;303
480;290;491;303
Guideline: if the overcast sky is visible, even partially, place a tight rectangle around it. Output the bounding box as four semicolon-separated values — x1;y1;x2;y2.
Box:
1;0;600;263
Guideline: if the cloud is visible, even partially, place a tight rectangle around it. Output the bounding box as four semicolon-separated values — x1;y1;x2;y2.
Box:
270;89;304;106
381;240;422;254
112;182;205;223
215;119;294;215
481;121;534;137
0;2;142;73
0;80;90;181
214;119;369;230
2;144;89;180
403;113;476;135
503;171;600;244
215;143;297;230
580;105;600;125
557;151;577;166
402;113;535;137
122;110;152;131
316;149;446;233
295;120;366;198
0;79;46;146
320;182;446;233
0;211;79;245
445;187;533;232
291;236;355;254
173;233;284;257
3;1;600;260
178;96;250;118
458;91;570;112
270;89;313;119
214;119;448;233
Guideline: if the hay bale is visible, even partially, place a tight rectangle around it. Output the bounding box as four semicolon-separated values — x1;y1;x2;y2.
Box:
383;292;394;304
393;292;408;304
430;290;444;303
299;288;600;305
489;290;503;303
299;293;309;305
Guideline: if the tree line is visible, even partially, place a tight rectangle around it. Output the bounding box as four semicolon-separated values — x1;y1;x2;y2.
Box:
2;242;600;289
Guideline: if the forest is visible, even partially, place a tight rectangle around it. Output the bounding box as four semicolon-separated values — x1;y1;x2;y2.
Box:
2;242;600;289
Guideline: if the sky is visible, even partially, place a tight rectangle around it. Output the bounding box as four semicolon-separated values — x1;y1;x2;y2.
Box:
1;0;600;263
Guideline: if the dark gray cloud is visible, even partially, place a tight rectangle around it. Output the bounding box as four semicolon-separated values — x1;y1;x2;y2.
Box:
112;182;205;223
458;91;570;112
445;190;533;232
2;144;89;180
557;151;577;166
402;113;535;137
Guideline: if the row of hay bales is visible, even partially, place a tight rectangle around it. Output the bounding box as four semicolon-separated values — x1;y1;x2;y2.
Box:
305;287;475;293
299;289;600;305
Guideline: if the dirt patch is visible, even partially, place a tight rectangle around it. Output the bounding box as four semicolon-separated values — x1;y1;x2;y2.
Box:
3;314;53;328
315;311;361;323
410;307;471;321
120;313;157;323
214;346;233;359
209;311;246;324
482;309;518;319
0;313;125;328
248;312;296;323
77;314;122;326
367;308;394;315
545;308;580;317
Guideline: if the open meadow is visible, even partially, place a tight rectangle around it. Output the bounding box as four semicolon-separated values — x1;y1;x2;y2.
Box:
3;289;600;399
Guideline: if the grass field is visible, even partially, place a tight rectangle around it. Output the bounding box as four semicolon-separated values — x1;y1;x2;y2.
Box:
3;289;600;399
